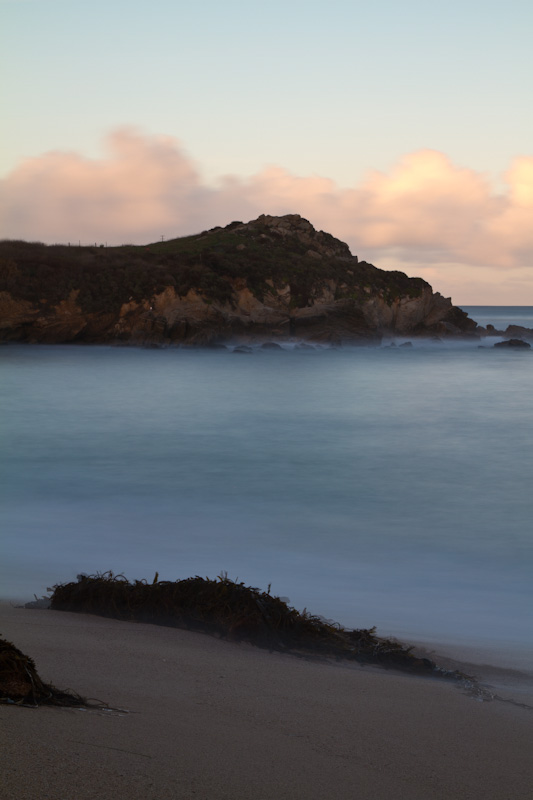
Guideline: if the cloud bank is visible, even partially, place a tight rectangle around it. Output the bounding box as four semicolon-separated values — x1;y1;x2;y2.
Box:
1;128;532;283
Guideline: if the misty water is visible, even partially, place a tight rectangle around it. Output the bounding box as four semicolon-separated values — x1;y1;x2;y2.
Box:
1;308;532;662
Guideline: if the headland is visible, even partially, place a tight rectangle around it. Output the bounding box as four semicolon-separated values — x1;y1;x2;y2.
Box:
0;214;479;346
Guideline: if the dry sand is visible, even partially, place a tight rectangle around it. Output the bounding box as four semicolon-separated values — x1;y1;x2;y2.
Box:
1;602;532;800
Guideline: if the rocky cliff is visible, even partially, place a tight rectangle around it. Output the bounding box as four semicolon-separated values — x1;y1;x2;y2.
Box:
0;214;476;345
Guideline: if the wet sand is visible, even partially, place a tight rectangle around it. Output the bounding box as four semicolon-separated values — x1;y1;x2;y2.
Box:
1;602;532;800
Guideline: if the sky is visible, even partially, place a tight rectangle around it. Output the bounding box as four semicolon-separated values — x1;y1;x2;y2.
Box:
1;0;532;303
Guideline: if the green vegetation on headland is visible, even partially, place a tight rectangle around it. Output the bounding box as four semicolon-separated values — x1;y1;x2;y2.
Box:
0;214;478;345
0;217;422;313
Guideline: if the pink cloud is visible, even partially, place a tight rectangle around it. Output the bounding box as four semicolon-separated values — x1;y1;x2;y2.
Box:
1;128;532;276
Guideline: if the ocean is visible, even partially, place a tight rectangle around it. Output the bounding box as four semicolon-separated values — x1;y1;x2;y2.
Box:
1;306;532;663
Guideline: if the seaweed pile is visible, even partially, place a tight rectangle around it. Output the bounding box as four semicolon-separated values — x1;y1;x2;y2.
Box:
51;572;437;674
0;635;88;707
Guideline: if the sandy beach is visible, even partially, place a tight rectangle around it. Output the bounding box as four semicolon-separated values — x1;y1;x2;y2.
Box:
1;602;532;800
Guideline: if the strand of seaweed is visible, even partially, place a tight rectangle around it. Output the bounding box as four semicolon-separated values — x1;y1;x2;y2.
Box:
49;571;457;676
0;635;108;709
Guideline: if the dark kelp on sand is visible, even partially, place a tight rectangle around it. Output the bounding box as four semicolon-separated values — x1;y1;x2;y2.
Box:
50;572;441;674
0;635;91;708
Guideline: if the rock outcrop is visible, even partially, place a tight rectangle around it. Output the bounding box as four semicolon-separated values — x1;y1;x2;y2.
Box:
493;339;531;348
0;214;477;346
476;324;533;341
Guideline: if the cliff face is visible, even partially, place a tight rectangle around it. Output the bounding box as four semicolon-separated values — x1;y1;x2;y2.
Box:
0;214;476;345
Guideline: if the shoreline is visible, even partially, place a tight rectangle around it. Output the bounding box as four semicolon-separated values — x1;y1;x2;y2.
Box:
1;331;532;349
4;591;533;690
2;602;532;800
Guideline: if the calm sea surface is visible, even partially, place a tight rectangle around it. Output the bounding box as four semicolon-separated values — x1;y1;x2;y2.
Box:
1;307;532;657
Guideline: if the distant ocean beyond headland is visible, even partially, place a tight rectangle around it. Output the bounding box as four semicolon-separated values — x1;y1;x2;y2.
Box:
459;306;533;330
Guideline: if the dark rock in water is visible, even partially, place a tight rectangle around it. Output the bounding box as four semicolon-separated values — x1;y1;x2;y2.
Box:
260;342;284;350
296;343;315;350
494;339;531;349
504;325;533;341
233;345;253;354
399;341;413;347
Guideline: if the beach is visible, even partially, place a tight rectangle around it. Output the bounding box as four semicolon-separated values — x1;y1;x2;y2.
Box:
1;602;532;800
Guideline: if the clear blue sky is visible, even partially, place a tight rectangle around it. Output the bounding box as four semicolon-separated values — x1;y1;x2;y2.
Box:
2;0;533;302
3;0;532;183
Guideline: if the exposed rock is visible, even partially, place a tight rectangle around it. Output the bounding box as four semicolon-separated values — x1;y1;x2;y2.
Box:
493;339;531;349
482;324;504;336
0;214;478;346
504;325;533;341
